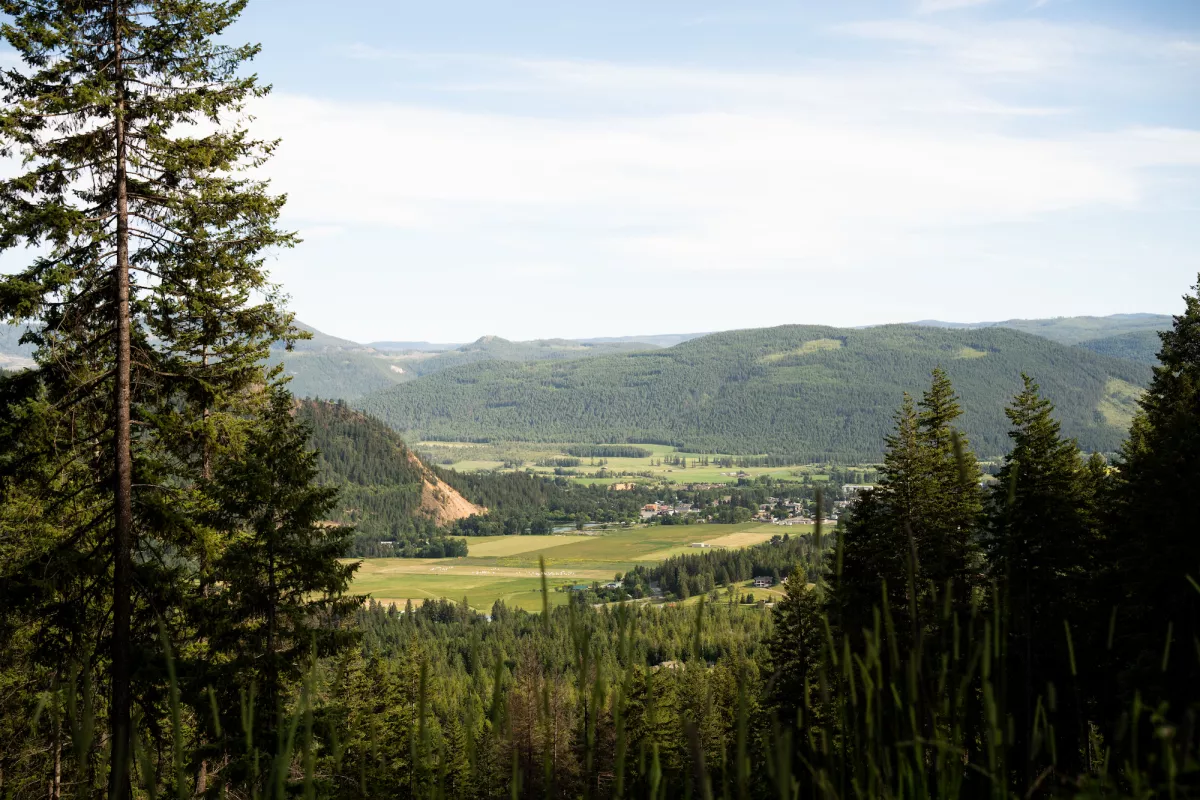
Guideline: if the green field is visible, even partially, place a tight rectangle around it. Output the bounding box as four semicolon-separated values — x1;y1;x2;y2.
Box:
416;440;844;486
350;521;805;611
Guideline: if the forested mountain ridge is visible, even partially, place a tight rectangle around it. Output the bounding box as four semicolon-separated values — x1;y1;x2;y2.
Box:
0;314;1166;405
270;327;668;400
269;322;412;401
357;324;1151;458
0;324;36;369
388;334;659;378
296;400;481;554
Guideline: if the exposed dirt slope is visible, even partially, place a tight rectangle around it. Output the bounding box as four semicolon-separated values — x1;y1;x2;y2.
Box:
408;452;485;524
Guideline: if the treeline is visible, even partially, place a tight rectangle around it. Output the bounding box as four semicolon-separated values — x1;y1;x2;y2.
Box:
357;323;1150;458
632;532;823;599
564;444;652;458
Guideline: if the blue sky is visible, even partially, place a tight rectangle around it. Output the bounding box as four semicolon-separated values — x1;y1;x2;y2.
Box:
23;0;1200;341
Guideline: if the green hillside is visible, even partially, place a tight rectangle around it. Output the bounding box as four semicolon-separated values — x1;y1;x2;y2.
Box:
915;313;1171;346
272;349;410;401
394;335;659;378
357;324;1151;459
1077;330;1162;365
272;328;661;400
992;313;1171;345
270;322;412;401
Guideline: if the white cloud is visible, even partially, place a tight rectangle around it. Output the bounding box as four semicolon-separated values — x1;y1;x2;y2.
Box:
917;0;995;13
251;77;1196;276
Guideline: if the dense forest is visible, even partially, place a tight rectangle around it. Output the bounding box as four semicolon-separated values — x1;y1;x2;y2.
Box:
1077;330;1163;365
357;324;1149;458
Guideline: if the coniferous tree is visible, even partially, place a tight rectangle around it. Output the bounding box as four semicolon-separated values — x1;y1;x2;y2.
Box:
0;1;295;791
985;374;1100;785
198;388;359;792
831;373;982;646
916;368;984;615
1109;277;1200;718
767;566;826;726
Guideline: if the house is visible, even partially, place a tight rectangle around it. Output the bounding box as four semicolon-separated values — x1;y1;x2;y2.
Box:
602;582;622;590
689;542;709;548
753;576;773;589
569;584;590;592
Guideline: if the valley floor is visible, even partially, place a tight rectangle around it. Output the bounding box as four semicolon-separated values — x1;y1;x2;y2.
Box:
348;521;802;610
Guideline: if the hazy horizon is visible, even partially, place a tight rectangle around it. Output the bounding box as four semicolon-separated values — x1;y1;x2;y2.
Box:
304;310;1176;348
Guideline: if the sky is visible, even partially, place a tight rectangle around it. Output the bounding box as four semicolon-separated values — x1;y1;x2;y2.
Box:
12;0;1200;342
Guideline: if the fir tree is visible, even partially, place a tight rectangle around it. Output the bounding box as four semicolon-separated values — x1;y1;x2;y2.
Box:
0;1;296;791
916;368;984;614
985;374;1099;785
1109;276;1200;717
767;566;826;726
198;388;359;792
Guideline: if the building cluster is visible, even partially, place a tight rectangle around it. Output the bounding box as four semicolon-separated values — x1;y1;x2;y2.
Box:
639;502;696;520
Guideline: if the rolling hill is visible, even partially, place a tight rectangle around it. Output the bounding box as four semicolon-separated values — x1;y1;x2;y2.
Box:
356;324;1152;459
391;335;657;378
914;313;1171;348
269;322;413;401
272;327;671;400
1076;330;1162;365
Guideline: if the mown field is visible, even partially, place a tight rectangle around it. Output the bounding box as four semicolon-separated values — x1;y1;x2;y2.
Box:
349;521;806;611
417;440;839;486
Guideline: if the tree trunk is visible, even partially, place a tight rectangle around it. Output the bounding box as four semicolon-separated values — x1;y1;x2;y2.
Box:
267;523;278;725
108;1;135;797
51;713;61;800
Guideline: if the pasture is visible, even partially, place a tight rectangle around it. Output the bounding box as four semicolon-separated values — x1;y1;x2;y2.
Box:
348;521;805;611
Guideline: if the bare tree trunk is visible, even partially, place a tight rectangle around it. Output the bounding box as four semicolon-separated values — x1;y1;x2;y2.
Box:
108;1;135;797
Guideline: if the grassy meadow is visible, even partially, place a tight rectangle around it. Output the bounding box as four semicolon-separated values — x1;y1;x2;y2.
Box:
350;521;803;611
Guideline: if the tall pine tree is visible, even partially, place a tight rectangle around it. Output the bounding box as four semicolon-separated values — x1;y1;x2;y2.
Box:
0;1;295;793
1110;276;1200;719
985;375;1100;786
197;388;360;794
916;367;983;615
